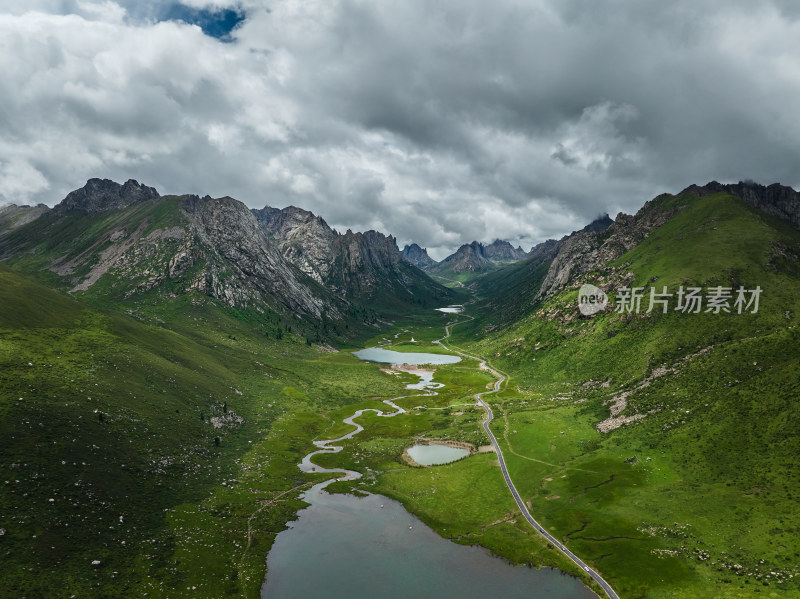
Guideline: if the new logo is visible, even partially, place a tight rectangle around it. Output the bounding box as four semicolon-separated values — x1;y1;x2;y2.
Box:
578;284;608;316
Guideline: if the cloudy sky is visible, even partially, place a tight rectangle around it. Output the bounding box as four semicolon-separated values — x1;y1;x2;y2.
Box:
2;1;800;259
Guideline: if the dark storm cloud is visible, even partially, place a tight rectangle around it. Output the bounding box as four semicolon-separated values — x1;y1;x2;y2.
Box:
1;1;799;256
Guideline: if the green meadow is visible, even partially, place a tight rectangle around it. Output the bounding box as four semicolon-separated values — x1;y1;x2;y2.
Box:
0;266;411;597
444;192;800;597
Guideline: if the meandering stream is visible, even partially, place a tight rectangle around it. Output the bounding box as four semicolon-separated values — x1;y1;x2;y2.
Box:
260;319;597;599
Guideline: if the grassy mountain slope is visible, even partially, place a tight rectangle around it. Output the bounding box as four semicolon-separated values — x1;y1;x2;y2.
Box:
424;245;497;286
0;265;417;597
0;203;49;235
466;240;560;323
450;191;800;597
425;261;489;286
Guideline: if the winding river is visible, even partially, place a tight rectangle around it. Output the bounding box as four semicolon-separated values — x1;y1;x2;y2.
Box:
260;318;598;599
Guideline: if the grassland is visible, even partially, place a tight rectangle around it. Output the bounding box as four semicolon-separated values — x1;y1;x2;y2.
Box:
442;192;800;597
1;275;604;596
0;265;417;597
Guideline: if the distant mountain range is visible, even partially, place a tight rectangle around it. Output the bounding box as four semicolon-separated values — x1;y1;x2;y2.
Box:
0;178;622;322
6;179;797;310
469;182;800;326
414;222;615;285
426;239;526;277
396;217;617;287
398;239;530;285
3;177;798;322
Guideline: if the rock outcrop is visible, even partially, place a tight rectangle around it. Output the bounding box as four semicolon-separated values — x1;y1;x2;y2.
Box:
252;205;338;283
579;213;614;235
328;229;405;296
55;178;160;214
535;198;681;300
253;205;453;306
178;196;333;317
526;238;562;263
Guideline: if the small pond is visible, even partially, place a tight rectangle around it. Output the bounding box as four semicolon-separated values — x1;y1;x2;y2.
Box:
436;305;464;313
403;370;444;390
353;347;461;365
407;443;470;465
262;341;596;599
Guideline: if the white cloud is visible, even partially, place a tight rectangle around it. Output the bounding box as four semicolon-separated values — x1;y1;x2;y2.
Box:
75;1;127;23
1;1;799;255
0;159;50;204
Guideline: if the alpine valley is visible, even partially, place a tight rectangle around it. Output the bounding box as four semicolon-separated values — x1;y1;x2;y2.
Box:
1;178;798;599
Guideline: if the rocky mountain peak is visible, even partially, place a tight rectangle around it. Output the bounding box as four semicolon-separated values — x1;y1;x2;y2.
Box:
484;239;527;261
427;238;530;278
338;229;403;275
165;194;333;318
361;230;399;255
527;238;561;260
456;241;487;258
433;241;492;274
253;205;333;236
534;199;685;301
580;213;614;234
253;205;451;307
253;204;338;283
55;178;159;214
401;243;437;268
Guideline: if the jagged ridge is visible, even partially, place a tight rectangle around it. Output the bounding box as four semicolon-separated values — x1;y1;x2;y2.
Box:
55;178;159;214
254;205;455;311
401;243;437;268
681;180;800;230
0;181;343;325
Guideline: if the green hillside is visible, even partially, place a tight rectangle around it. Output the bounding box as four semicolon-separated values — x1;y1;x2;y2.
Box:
325;249;462;316
426;261;525;287
0;265;413;597
449;191;800;597
425;263;488;286
467;248;556;320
